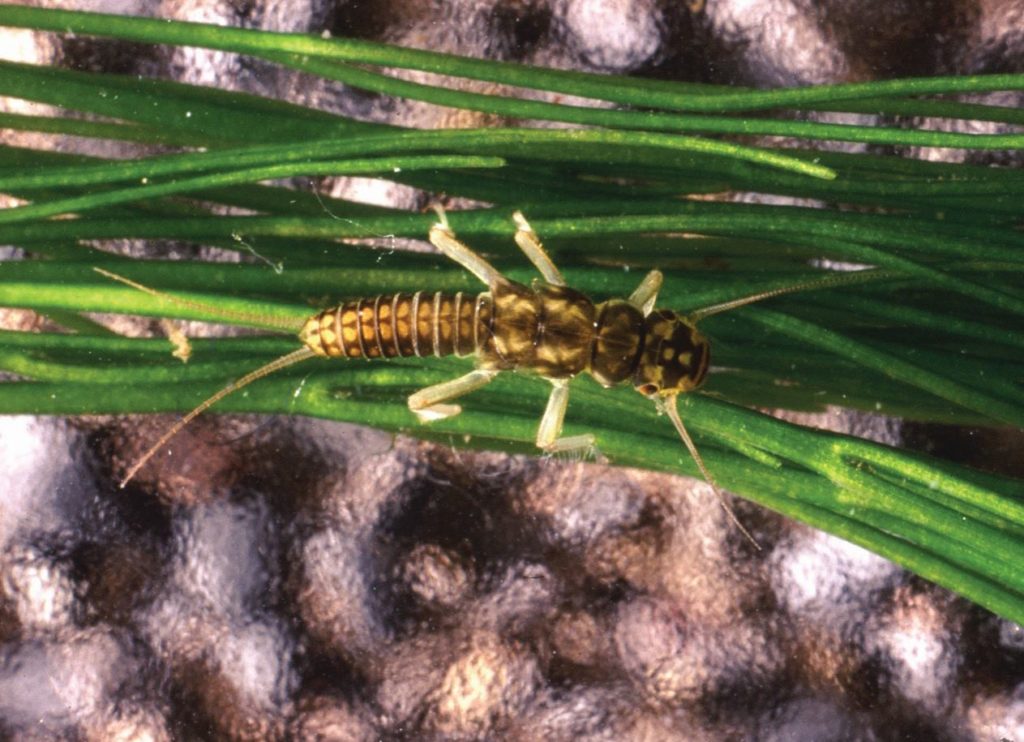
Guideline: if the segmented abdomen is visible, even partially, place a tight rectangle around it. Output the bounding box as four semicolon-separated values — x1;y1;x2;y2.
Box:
300;292;490;359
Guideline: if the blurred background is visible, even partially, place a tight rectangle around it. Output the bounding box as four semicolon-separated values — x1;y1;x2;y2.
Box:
1;0;1023;739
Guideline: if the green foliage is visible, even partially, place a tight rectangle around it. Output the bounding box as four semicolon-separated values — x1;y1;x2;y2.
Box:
0;6;1022;622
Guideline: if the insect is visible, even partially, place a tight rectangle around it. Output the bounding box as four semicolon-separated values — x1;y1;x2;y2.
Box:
100;209;886;545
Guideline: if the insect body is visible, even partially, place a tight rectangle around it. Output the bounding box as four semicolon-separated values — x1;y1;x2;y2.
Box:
104;210;885;543
296;210;706;458
300;262;707;399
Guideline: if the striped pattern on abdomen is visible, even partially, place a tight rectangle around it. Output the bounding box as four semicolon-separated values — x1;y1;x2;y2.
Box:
301;292;491;359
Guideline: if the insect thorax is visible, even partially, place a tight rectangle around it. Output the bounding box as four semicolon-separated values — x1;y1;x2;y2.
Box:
481;281;709;395
588;299;645;387
478;280;596;377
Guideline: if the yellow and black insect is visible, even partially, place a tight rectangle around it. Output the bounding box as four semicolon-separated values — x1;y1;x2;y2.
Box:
101;209;884;543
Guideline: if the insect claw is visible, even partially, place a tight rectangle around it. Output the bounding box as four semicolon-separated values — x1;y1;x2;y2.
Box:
430;203;451;231
541;433;600;460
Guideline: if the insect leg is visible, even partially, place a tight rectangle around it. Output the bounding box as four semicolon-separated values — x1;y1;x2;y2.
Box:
627;270;663;316
408;368;500;422
511;211;565;286
536;378;596;455
429;207;505;287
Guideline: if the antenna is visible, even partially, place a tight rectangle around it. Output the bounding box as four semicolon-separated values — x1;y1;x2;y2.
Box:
687;268;895;323
658;395;761;551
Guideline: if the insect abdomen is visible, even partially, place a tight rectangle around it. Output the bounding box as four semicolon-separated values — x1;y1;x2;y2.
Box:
299;292;488;359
